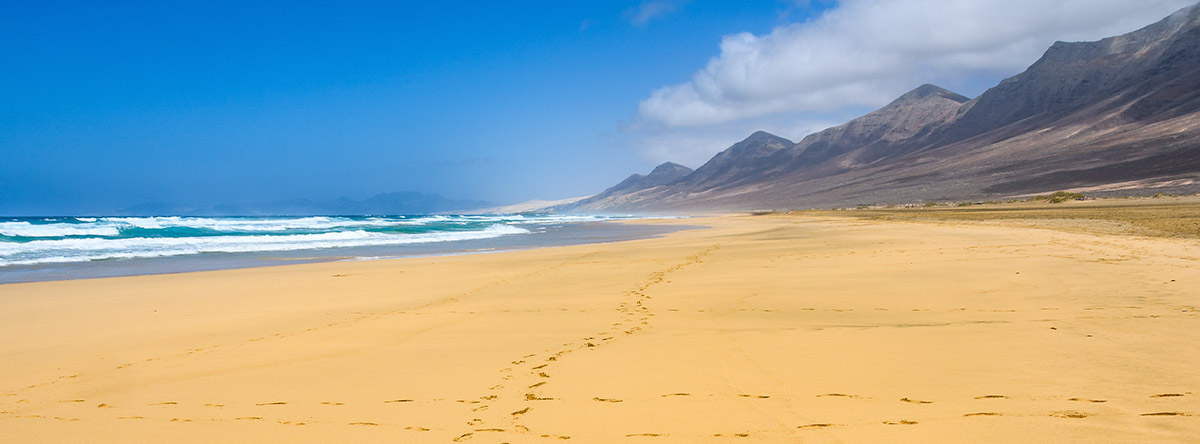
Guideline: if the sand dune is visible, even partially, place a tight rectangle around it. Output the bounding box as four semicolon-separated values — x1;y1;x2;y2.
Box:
1;213;1197;443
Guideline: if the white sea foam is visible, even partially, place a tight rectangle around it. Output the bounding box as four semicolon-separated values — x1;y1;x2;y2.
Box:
0;221;122;237
0;224;530;266
0;214;662;268
83;215;631;233
97;216;444;232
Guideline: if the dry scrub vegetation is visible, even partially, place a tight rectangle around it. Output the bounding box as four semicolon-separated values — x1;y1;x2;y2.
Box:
801;196;1200;239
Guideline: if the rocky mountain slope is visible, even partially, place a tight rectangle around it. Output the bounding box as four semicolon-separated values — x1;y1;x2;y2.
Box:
565;162;693;210
565;3;1200;213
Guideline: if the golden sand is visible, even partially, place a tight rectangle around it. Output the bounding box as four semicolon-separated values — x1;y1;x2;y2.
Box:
1;212;1197;443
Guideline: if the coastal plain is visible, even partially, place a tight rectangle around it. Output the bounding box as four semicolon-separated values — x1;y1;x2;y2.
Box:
1;203;1198;443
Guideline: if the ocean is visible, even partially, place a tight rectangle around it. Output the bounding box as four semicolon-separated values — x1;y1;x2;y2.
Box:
0;215;687;284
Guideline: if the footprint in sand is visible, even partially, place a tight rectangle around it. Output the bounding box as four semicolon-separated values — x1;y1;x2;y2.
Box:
1141;412;1190;416
974;395;1008;400
661;393;691;397
817;393;860;399
404;426;431;431
255;402;288;406
1049;411;1087;418
963;412;1001;417
204;403;224;408
737;394;770;399
453;432;474;442
1150;393;1186;398
150;401;178;406
59;399;86;403
900;397;932;404
235;416;263;420
97;403;113;408
525;393;554;401
883;420;918;425
320;401;344;406
713;433;750;437
797;423;838;429
1068;398;1106;403
348;422;380;426
512;407;530;416
593;397;623;403
626;433;665;437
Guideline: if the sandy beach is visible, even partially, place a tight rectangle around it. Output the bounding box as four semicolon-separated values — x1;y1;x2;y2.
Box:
1;211;1198;443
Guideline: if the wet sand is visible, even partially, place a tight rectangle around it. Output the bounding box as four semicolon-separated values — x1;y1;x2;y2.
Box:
1;211;1197;443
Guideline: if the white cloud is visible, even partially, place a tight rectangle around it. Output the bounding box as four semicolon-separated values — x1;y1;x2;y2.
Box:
627;1;682;27
638;0;1196;128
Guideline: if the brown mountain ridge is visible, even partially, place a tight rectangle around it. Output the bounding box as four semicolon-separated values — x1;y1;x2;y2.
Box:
564;3;1200;213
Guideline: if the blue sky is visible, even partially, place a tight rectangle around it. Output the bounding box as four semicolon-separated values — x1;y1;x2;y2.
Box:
1;0;1191;214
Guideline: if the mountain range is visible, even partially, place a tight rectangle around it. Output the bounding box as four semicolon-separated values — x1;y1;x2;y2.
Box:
561;3;1200;213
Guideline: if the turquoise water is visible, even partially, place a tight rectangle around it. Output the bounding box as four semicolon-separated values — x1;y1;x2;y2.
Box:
0;214;633;267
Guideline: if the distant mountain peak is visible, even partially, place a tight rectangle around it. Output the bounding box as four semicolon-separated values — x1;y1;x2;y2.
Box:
648;161;693;176
1044;4;1197;59
774;83;971;168
895;84;969;104
744;130;791;144
720;131;794;158
559;161;696;210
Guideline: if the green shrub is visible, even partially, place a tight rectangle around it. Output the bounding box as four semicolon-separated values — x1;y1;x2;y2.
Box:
1047;191;1085;203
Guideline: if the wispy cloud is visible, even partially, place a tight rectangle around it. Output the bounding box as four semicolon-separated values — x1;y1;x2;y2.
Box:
626;1;682;27
637;0;1196;128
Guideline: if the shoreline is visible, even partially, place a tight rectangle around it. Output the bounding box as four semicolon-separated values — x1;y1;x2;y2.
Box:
0;220;698;285
1;212;1197;443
